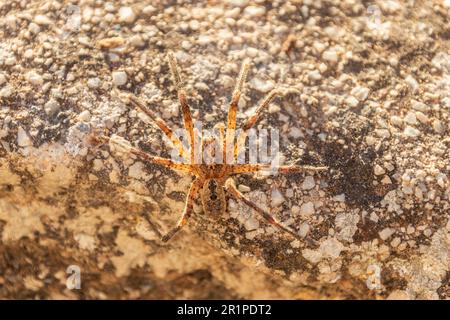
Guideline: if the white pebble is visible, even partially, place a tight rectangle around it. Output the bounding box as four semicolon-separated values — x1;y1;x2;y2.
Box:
181;41;193;50
5;57;16;66
34;15;53;26
194;35;208;46
291;205;300;215
333;194;346;202
346;96;359;107
129;34;145;47
308;70;322;82
370;212;379;223
268;102;282;114
390;115;403;127
298;223;310;238
0;85;13;98
25;71;44;86
271;188;285;207
415;111;429;124
351;86;370;101
143;5;157;15
238;184;251;192
403;126;420;138
290;239;301;248
405;75;418;92
28;22;41;34
375;129;390;138
404;112;417;125
390;237;401;247
44;99;60;116
251;78;274;93
365;136;377;145
118;7;136;23
411;99;428;112
78;110;91;122
92;159;104;171
374;164;386;176
322;49;338;64
301;176;315;190
227;0;249;7
431;52;450;71
112;71;128;86
5;16;17;30
17;126;32;147
87;77;101;89
23;49;33;59
313;41;326;53
432;119;444;134
289;127;302;139
244;217;259;231
299;202;315;217
379;227;395;240
246;47;259;58
381;176;392;184
243;6;266;17
194;82;209;91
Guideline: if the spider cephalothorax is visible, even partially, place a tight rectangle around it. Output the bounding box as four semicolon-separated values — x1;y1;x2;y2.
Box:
97;52;327;242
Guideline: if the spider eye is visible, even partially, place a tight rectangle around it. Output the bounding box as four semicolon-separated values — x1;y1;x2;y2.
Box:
210;194;217;200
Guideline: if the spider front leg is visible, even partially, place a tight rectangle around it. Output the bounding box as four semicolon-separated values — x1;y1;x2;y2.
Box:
230;163;328;175
234;89;281;161
225;59;250;163
125;93;188;161
168;52;196;164
224;179;302;241
91;134;191;173
161;178;203;242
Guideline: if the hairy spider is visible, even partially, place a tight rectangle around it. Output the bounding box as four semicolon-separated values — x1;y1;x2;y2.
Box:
94;52;327;242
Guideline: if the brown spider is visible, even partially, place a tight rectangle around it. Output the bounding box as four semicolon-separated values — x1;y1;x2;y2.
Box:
96;52;327;242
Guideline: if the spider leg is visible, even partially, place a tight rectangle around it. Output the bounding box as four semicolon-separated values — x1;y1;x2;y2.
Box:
225;59;250;164
234;89;281;161
225;179;301;240
125;93;188;160
168;52;195;164
230;163;328;175
94;134;191;173
161;178;203;242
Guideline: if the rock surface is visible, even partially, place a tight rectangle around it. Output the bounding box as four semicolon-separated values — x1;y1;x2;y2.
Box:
0;0;448;299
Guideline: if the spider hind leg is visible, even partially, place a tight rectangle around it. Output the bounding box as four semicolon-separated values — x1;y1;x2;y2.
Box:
161;178;202;242
224;178;301;241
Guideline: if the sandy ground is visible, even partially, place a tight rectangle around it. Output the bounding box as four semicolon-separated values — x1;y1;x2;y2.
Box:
0;0;449;299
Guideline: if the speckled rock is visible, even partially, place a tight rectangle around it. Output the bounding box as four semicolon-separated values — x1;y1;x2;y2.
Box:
0;0;448;300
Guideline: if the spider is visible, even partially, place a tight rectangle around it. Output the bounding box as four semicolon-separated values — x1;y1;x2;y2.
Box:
94;52;327;243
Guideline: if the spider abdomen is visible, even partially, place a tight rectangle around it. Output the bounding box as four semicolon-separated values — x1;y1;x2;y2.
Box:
200;179;226;215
